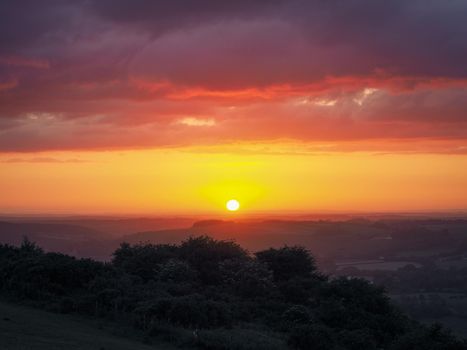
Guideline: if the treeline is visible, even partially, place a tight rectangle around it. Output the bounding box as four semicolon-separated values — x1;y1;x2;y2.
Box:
337;263;467;294
337;263;467;321
0;237;466;349
374;264;467;293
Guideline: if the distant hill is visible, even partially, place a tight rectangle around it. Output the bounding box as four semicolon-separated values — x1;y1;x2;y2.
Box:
2;216;467;263
0;216;196;237
121;220;390;258
122;219;467;261
0;221;109;259
0;221;102;243
0;217;196;259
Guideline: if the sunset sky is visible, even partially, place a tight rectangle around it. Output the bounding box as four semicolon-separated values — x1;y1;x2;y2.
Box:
1;0;467;215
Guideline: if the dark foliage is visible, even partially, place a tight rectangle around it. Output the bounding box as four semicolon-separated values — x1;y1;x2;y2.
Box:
0;236;466;349
112;242;178;281
255;246;319;282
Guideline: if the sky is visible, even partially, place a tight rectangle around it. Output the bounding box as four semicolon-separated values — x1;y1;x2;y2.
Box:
1;0;467;215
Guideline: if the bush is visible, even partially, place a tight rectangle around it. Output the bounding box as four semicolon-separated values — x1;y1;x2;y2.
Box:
179;236;248;284
157;259;197;283
281;305;312;326
288;324;337;350
390;324;467;350
1;237;465;350
147;320;195;346
220;259;274;299
197;328;287;350
255;246;321;282
112;242;178;281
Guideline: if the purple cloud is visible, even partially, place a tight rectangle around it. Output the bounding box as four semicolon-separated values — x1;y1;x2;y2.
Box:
0;0;466;153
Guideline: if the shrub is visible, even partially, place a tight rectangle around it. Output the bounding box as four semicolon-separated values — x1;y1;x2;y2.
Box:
255;246;320;282
288;324;337;350
220;259;274;299
197;328;287;350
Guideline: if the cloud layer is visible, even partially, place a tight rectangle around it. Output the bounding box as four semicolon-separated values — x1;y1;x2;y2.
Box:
1;0;467;153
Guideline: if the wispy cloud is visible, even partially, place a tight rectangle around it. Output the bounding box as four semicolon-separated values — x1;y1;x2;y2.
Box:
177;117;216;127
1;157;89;163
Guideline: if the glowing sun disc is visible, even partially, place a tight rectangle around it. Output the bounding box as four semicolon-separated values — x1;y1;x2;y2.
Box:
226;199;240;211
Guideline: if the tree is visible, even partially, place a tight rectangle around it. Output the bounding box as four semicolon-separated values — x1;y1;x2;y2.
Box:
281;305;313;326
288;324;337;350
1;236;466;350
220;259;275;299
112;242;178;281
390;324;467;350
255;246;320;282
179;236;248;284
157;259;196;283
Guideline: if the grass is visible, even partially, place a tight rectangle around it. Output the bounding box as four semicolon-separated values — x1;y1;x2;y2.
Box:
0;301;177;350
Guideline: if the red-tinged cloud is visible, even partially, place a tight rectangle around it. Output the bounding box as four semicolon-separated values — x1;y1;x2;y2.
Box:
0;56;49;69
0;0;467;153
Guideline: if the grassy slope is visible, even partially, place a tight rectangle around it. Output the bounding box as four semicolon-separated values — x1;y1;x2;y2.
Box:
0;301;175;350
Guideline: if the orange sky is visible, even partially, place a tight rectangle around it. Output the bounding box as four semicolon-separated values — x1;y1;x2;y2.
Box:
2;146;467;215
1;2;467;214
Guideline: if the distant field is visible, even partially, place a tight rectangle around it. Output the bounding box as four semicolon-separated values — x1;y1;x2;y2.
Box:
391;293;467;339
421;316;467;339
336;261;421;271
436;258;467;269
0;301;175;350
395;248;453;258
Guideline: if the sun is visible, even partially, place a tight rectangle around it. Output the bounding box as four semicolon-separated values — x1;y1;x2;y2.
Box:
226;199;240;211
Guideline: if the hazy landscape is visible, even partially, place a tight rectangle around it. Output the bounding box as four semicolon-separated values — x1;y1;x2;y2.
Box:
2;213;467;348
2;0;467;348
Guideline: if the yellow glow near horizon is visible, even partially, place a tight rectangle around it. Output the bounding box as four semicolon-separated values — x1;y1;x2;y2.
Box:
1;146;467;215
226;199;240;211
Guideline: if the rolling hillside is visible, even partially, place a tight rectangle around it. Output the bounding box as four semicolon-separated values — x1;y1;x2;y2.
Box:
0;301;175;350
